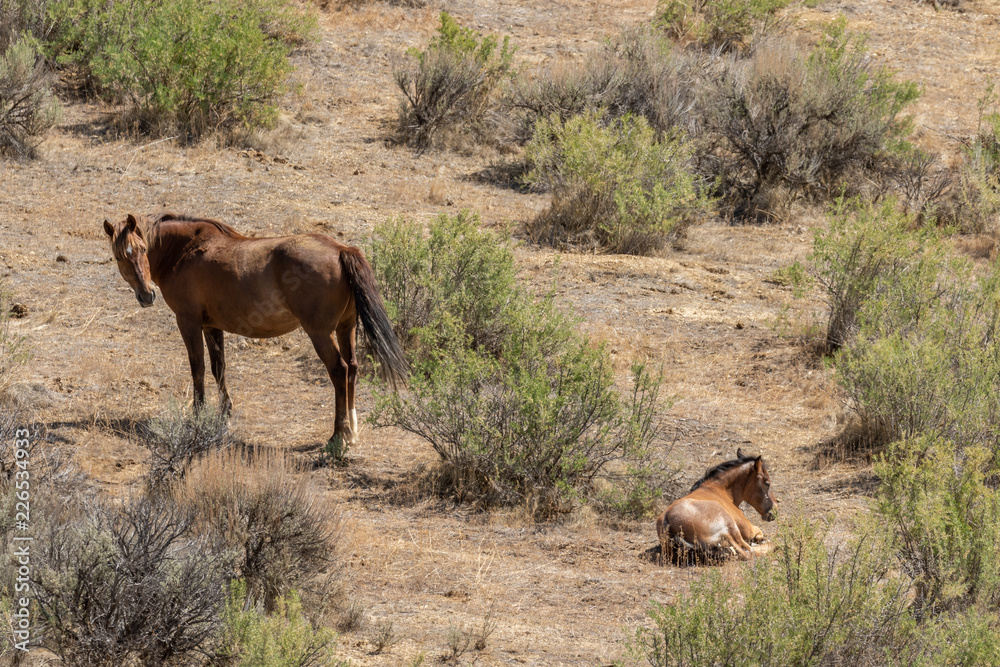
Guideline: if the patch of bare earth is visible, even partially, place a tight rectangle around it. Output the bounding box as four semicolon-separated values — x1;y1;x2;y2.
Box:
1;0;997;663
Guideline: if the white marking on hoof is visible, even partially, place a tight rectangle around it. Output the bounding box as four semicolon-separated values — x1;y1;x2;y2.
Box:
350;408;358;435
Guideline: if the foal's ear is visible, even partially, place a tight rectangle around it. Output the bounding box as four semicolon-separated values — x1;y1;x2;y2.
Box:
103;220;115;238
736;447;744;459
754;457;763;474
126;214;138;231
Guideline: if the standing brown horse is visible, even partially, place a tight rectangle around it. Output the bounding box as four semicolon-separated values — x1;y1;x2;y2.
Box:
103;212;407;449
656;449;778;561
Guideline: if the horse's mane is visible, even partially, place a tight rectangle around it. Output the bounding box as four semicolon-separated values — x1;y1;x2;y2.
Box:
689;453;760;492
150;212;247;239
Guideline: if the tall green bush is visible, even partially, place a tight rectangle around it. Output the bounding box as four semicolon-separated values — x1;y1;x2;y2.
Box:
46;0;314;134
873;436;1000;618
525;111;712;254
810;197;946;352
368;213;673;517
812;198;1000;449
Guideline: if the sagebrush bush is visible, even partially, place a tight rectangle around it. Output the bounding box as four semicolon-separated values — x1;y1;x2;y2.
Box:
0;37;59;158
810;197;945;352
369;213;674;517
174;448;340;611
656;0;789;51
216;580;340;667
525;111;712;254
629;516;915;666
33;496;227;666
392;12;515;147
0;0;55;48
46;0;314;135
814;198;1000;450
702;20;920;221
873;436;1000;618
142;403;233;492
628;511;1000;666
509;28;706;143
368;210;517;352
956;82;1000;235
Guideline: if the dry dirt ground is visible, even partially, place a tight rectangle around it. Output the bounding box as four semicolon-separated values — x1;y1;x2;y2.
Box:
1;0;999;664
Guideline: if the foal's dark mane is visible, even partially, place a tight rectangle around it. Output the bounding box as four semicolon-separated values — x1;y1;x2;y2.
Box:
690;454;759;492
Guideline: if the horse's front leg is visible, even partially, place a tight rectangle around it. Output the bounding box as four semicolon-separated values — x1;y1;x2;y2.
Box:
204;327;233;416
735;513;766;544
176;316;206;410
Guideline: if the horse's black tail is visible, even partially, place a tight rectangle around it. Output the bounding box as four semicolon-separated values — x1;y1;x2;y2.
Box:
339;247;409;389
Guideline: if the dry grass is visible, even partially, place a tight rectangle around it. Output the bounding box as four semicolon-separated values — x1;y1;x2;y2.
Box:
174;447;344;609
2;0;999;662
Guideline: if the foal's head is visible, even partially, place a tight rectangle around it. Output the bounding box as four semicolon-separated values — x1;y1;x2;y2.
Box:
737;448;778;522
104;214;156;307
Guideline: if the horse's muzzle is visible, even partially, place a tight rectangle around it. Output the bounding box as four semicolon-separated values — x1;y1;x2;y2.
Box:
137;290;156;307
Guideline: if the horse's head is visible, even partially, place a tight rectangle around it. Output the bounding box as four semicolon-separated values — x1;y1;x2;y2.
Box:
737;448;778;522
104;214;156;308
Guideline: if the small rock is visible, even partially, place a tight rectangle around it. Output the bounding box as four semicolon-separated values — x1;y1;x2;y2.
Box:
9;302;28;318
735;322;744;330
56;254;68;263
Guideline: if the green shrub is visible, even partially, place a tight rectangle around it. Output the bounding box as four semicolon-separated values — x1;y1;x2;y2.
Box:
368;213;674;517
392;11;515;147
873;436;1000;618
810;198;1000;449
656;0;789;51
216;580;340;667
956;81;1000;235
628;516;915;666
703;20;920;221
525;111;712;254
0;36;59;157
46;0;314;135
810;197;945;352
368;210;517;352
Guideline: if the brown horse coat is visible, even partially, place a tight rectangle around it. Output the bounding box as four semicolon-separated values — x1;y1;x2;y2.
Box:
104;213;407;447
656;449;777;561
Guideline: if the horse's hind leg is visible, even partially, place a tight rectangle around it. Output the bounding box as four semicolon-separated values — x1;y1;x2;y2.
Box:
307;330;352;450
204;327;232;416
335;320;359;442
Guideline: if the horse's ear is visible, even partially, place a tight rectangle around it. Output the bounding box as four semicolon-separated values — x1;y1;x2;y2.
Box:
736;447;744;459
754;457;763;473
126;214;138;231
103;220;115;238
